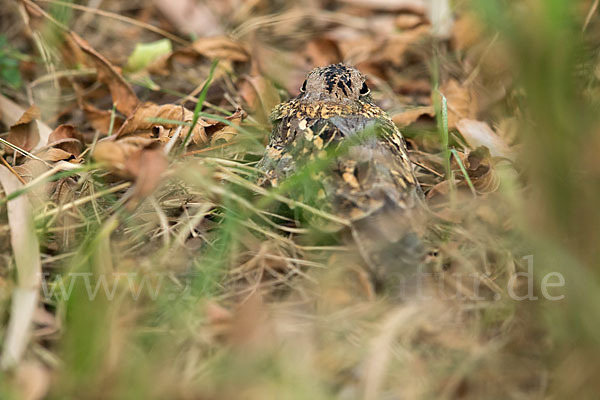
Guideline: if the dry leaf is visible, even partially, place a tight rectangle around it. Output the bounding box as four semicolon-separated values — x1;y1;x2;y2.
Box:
439;80;478;129
93;138;167;202
392;106;435;127
456;119;514;160
5;105;41;152
60;32;88;69
70;32;140;115
73;83;124;134
124;144;168;201
93;137;155;174
464;147;500;194
304;38;343;68
452;13;485;51
338;0;426;13
396;13;426;30
37;148;76;162
47;124;84;157
117;102;209;145
341;25;430;67
191;36;249;63
153;0;223;37
83;101;123;134
209;108;245;144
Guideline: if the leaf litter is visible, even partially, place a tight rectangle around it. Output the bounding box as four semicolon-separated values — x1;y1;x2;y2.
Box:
0;0;595;399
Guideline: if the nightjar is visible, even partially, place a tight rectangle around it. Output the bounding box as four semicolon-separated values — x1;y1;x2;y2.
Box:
257;63;425;288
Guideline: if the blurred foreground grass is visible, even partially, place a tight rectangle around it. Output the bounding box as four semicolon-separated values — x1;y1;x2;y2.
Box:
1;0;600;399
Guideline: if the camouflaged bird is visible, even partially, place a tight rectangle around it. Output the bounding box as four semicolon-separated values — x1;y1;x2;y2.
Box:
258;64;425;285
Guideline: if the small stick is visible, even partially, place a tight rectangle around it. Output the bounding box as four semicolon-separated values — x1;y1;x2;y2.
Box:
0;156;27;185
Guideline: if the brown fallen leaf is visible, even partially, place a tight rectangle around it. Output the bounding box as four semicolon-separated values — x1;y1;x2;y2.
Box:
191;36;249;63
392;106;435;127
396;13;427;30
464;147;500;194
47;124;84;158
37;148;76;163
456;118;514;160
116;102;209;145
304;38;343;68
73;83;124;135
82;101;123;135
5;105;41;153
70;32;140;115
93;138;167;203
93;137;156;174
152;0;223;37
124;144;168;201
439;80;478;129
12;160;50;185
60;31;89;69
452;12;485;51
209;108;245;145
336;24;430;68
375;25;431;66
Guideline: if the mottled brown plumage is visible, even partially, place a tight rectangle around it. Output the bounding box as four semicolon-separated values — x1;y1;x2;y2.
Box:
258;64;425;287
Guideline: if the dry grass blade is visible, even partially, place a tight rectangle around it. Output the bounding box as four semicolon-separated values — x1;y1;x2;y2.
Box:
34;181;131;221
0;166;42;369
36;0;190;45
362;304;421;400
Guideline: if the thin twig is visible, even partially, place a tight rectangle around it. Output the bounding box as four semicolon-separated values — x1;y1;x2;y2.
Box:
35;181;131;221
0;156;26;185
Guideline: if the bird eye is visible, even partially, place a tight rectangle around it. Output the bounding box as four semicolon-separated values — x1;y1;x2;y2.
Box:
300;80;307;93
359;82;370;96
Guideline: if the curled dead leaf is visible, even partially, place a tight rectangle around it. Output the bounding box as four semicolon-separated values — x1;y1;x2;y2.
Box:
209;108;245;145
70;32;140;115
116;102;208;144
5;105;41;153
37;148;76;163
47;124;84;158
464;147;500;194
